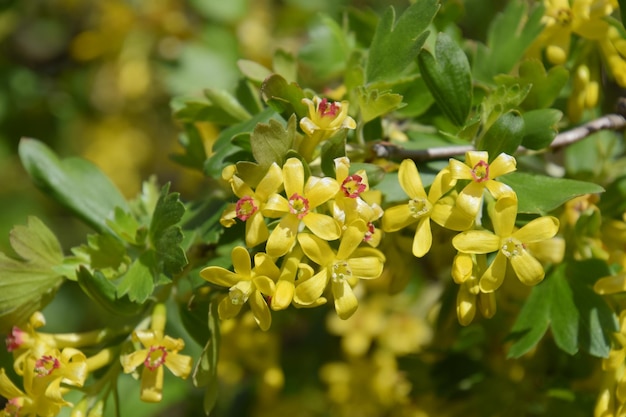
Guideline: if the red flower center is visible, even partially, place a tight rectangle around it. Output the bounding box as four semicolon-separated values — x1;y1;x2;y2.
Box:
34;355;60;377
288;193;310;219
341;174;366;198
364;222;376;242
144;345;168;371
5;327;25;352
318;98;339;117
236;196;258;221
471;160;490;183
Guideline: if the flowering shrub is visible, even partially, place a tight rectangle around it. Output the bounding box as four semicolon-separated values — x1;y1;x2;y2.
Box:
2;0;626;416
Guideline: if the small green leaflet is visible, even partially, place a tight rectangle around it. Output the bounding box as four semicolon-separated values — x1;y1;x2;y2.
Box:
366;0;438;83
149;183;188;276
418;32;472;127
508;261;617;358
357;86;404;123
250;115;297;169
0;217;65;332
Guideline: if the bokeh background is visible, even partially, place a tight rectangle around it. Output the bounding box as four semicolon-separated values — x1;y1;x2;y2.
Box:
0;0;503;252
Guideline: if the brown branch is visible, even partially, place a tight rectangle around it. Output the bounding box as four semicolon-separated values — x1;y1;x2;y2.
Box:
371;112;626;162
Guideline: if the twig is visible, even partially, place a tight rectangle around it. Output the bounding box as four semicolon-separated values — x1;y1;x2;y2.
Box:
371;112;626;162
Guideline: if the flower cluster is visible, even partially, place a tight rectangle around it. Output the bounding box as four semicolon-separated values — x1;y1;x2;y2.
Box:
204;96;564;329
528;0;626;121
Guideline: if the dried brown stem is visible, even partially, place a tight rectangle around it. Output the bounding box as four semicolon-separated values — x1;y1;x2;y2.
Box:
371;112;626;162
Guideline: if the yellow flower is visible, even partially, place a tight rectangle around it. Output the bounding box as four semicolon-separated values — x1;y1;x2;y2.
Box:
452;196;560;292
537;0;613;65
220;163;283;248
382;159;466;257
263;158;341;258
121;304;193;403
298;96;356;160
448;151;517;219
294;220;385;319
333;157;384;247
200;246;277;330
452;253;496;325
270;246;315;311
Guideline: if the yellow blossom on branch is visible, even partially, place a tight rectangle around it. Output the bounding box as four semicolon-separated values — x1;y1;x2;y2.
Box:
448;151;517;220
121;304;193;403
452;196;560;292
294;220;385;319
200;246;278;330
263;157;341;258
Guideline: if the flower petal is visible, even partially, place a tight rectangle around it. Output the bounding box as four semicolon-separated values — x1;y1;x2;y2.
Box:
479;252;508;292
510;251;546;286
249;291;272;331
266;215;299;258
245;212;269;247
412;218;432;258
298;233;335;266
488;153;516;177
332;279;358;319
253;253;280;280
428;167;456;202
457;284;476;326
398;159;427;199
594;273;626;295
305;177;340;208
456;181;485;217
513;216;559;243
347;256;384;279
283;158;304;196
232;246;252;277
294;269;329;304
491;195;518;237
303;212;341;241
199;266;240;287
448;158;472;180
452;231;501;254
478;291;496;318
484;180;515;200
252;276;276;296
140;366;164;403
272;280;295;310
218;296;243;320
165;352;193;379
255;163;284;200
336;220;367;260
381;204;417;232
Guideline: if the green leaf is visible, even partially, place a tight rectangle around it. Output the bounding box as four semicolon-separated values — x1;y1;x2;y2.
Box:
0;217;65;332
171;100;243;126
498;172;605;214
521;109;562;150
19;138;129;234
273;49;298;84
170;124;208;171
298;14;353;82
76;267;144;317
506;278;551;358
418;32;473;127
260;74;308;118
472;1;545;84
366;0;438;83
495;60;569;110
476;111;525;157
237;59;272;84
204;88;251;122
149;184;188;276
106;207;145;246
598;175;626;217
73;233;129;277
508;261;617;358
250;115;296;169
116;251;156;304
320;131;348;177
480;84;532;131
357;86;404;123
205;108;279;178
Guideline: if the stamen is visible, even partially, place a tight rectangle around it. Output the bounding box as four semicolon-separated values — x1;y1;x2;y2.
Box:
408;197;430;218
235;196;258;221
34;355;60;377
556;8;572;25
318;98;339;117
501;238;525;258
4;398;22;417
144;346;168;371
341;174;366;198
288;193;310;219
331;261;352;283
364;222;376;242
471;160;490;183
5;327;25;352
